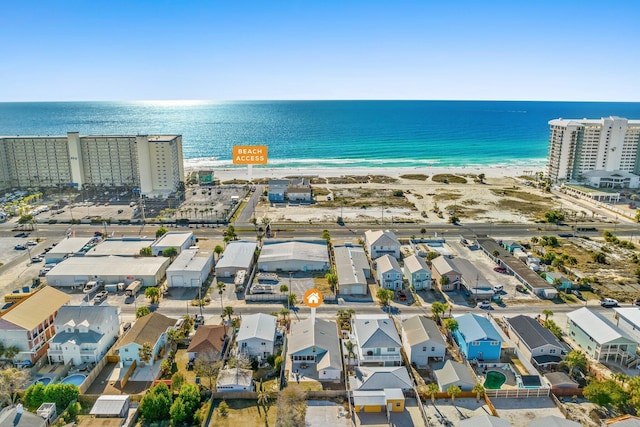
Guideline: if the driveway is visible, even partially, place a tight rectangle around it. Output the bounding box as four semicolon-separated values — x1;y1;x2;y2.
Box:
306;401;351;427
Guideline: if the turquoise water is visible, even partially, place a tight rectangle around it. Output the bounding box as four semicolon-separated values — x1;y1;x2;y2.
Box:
1;101;640;169
60;374;86;386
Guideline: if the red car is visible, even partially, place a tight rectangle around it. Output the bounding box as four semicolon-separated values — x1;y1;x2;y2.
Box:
493;266;507;274
397;290;407;301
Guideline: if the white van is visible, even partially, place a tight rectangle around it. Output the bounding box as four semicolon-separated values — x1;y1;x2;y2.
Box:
493;285;504;293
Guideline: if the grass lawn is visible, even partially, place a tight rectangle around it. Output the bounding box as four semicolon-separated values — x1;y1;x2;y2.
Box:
211;399;276;427
174;349;197;384
285;381;323;392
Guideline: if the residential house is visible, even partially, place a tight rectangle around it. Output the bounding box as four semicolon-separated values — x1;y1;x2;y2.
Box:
334;245;370;296
374;255;403;290
544;272;573;291
364;230;400;259
453;313;503;361
216;367;254;392
353;388;405;413
267;179;289;202
287;184;312;202
430;256;461;291
90;395;130;418
528;416;580;427
352;315;402;366
614;308;640;343
236;313;277;360
606;415;640;427
460;415;511;427
502;240;523;253
505;315;565;368
288;318;341;381
403;254;432;290
448;257;491;295
0;405;47;427
186;325;227;362
116;312;176;367
0;286;70;363
434;360;477;391
401;316;445;367
48;305;120;365
352;366;412;391
567;308;637;364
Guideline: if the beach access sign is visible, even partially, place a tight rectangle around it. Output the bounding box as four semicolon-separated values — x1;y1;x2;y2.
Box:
232;145;268;165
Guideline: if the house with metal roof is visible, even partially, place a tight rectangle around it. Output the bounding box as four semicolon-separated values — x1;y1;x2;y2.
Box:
150;231;195;256
236;313;277;360
434;360;477;391
352;388;405;413
216;367;254;392
351;315;402;366
403;254;432;290
186;325;227;362
288;318;341;381
364;230;400;259
567;307;637;364
528;415;580;427
505;315;565;368
351;366;412;391
544;272;573;291
449;257;492;294
614;307;640;344
0;405;47;427
166;248;214;287
544;372;578;390
89;395;130;418
430;256;461;291
116;312;176;368
214;241;257;278
453;313;502;361
0;286;70;363
47;305;120;366
258;241;329;272
401;316;445;367
334;245;370;296
460;414;511;427
374;255;403;290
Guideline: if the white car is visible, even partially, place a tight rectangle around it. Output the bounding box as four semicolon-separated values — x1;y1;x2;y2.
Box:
493;285;504;293
477;301;492;309
26;240;37;246
600;298;619;308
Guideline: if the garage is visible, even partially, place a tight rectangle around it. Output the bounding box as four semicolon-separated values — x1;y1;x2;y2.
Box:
171;276;184;287
166;248;214;288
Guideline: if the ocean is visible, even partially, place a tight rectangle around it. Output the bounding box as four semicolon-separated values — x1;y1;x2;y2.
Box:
1;100;640;170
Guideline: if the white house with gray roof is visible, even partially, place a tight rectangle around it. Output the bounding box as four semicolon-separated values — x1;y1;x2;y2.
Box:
614;307;640;344
48;305;120;365
375;255;403;290
351;366;412;391
236;313;277;359
567;307;637;364
401;316;445;367
352;315;402;366
364;230;400;259
403;254;432;290
434;360;476;391
334;245;370;296
288;318;341;381
215;241;257;278
505;315;566;368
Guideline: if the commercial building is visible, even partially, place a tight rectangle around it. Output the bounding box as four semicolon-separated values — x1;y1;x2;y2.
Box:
334;245;370;296
0;286;70;363
45;237;94;264
258;241;329;272
46;255;170;288
86;237;155;257
0;133;184;197
166;248;214;287
546;117;640;185
150;231;195;256
214;241;257;278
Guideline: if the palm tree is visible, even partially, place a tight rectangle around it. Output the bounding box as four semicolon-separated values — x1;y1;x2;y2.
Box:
3;346;19;361
222;306;234;322
542;309;554;322
425;383;440;405
257;386;271;418
444;318;458;334
447;385;461;406
217;282;226;314
564;350;588;378
214;245;224;260
279;308;290;326
138;341;155;379
431;301;448;321
145;287;161;304
472;383;485;402
344;340;357;370
279;284;288;298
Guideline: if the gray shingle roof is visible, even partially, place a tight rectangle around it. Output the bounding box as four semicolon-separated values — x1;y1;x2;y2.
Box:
354;366;412;390
402;316;445;347
506;315;563;351
288;318;341;371
353;317;401;348
404;254;429;274
435;360;476;389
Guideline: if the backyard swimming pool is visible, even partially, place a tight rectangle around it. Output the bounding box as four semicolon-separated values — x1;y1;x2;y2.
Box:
484;371;507;389
35;376;52;386
60;374;86;387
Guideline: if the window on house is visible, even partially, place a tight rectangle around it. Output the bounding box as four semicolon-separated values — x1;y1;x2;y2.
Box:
431;346;435;351
387;347;395;352
550;349;556;354
422;347;427;351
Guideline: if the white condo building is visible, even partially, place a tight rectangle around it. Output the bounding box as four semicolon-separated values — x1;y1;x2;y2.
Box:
546;116;640;186
0;132;184;197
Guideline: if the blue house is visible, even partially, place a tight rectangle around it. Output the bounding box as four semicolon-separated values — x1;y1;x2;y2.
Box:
453;313;502;361
544;272;573;291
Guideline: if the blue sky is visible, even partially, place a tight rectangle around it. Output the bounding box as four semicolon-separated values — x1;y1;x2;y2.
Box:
1;0;639;101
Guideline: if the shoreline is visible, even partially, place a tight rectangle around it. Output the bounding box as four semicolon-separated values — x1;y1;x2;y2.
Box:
188;164;545;181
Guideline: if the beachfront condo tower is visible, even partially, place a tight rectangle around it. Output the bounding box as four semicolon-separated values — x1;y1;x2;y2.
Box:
0;133;184;197
546;116;640;188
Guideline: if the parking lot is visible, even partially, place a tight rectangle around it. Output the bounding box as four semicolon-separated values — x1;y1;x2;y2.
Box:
182;184;248;221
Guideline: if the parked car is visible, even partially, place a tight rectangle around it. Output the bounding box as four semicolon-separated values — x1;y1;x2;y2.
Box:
14;244;27;250
14;232;29;238
94;291;108;304
634;298;640;306
30;257;43;263
397;290;407;301
600;298;619;308
572;290;584;300
493;285;504;293
493;266;507;274
26;240;37;246
477;301;492;309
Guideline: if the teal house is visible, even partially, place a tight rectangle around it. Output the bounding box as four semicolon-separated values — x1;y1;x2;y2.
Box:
544;272;573;291
453;314;502;361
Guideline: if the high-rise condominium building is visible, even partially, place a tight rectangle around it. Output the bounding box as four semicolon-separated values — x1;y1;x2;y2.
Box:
0;133;184;196
547;116;640;185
